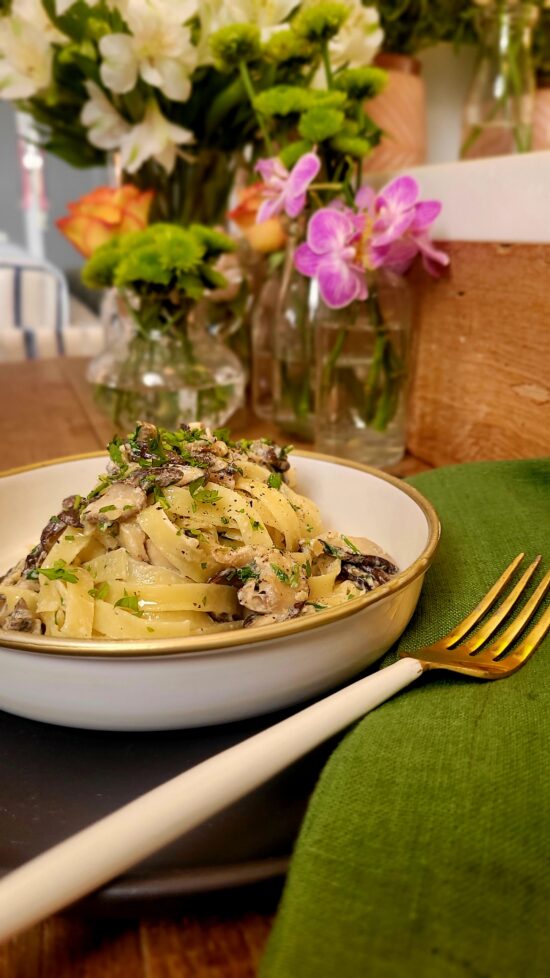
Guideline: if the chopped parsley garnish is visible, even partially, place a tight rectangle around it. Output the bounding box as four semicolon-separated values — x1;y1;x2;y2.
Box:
188;476;220;508
114;592;142;616
220;516;230;525
72;495;82;511
201;562;207;569
342;535;360;554
267;473;282;490
304;560;312;577
282;444;294;455
239;565;260;582
213;427;231;443
88;582;109;601
230;564;260;583
270;563;290;585
289;564;302;589
25;568;39;581
108;437;127;472
249;518;261;531
146;626;155;633
39;561;78;584
322;540;343;557
307;601;328;611
64;534;75;542
98;504;116;514
152;485;170;510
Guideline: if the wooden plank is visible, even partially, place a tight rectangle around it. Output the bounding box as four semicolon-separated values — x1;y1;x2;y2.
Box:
407;242;550;466
0;360;103;469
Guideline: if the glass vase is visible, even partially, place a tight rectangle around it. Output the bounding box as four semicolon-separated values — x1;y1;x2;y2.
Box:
272;232;316;441
314;271;410;468
87;299;245;432
126;149;241;227
461;0;537;159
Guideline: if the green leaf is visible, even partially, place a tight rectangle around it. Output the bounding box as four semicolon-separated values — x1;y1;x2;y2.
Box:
267;472;283;490
299;106;345;142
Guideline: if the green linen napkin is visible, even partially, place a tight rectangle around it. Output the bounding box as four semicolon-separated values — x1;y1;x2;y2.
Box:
261;458;550;978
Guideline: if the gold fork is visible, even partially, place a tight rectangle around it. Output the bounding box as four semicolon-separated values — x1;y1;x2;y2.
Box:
0;554;548;942
399;552;550;680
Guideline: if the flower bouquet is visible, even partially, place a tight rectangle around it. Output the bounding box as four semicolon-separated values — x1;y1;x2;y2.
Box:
0;0;384;225
213;2;448;456
81;222;245;429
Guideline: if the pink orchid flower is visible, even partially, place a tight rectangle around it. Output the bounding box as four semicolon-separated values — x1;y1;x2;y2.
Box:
356;178;449;277
255;152;321;223
294;207;368;309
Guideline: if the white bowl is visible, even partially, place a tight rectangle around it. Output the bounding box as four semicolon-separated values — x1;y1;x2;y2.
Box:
0;452;439;730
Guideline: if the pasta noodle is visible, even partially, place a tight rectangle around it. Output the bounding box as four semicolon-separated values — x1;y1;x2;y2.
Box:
0;423;399;640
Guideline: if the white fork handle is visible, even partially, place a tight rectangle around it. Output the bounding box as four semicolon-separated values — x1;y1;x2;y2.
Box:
0;657;422;942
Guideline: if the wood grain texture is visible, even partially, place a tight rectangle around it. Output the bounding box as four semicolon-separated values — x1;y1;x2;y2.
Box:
407;242;550;466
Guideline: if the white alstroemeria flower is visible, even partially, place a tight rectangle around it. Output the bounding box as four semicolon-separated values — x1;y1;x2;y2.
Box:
328;0;383;71
99;0;197;101
80;81;131;150
119;99;194;173
13;0;66;43
0;16;53;99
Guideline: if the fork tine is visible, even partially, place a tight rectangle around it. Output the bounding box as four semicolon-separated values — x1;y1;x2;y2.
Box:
491;599;550;675
477;567;550;663
439;553;525;647
464;556;542;653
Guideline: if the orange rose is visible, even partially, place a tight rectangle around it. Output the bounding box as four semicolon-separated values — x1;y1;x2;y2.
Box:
228;183;286;254
56;184;155;258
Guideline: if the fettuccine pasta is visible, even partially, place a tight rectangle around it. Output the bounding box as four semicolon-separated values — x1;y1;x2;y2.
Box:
0;423;399;639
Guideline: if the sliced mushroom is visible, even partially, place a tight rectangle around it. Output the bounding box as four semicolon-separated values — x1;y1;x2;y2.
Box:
157;464;204;488
82;484;146;526
0;596;41;634
0;557;26;587
247;440;290;473
338;554;398;591
237;552;308;618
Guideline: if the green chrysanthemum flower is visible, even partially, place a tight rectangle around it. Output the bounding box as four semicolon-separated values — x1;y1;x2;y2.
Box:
334;67;388;100
262;29;314;65
330;133;373;158
254;86;347;118
81;235;129;289
209;24;261;69
190;224;236;259
299;106;345;142
292;2;349;43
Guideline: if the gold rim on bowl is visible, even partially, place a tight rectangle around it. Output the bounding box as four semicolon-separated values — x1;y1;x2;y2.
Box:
0;450;440;659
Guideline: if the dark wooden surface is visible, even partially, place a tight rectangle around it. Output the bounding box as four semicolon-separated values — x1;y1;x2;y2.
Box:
0;357;429;977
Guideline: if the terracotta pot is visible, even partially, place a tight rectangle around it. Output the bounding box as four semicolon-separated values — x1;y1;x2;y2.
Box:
533;85;550;149
363;53;427;174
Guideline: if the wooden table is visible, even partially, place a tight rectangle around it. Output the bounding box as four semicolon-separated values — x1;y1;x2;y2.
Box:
0;358;428;978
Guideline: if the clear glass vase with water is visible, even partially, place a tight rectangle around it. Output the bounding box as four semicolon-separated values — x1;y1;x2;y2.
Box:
314;272;410;468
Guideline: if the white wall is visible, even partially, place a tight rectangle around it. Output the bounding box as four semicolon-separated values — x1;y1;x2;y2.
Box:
0;103;108;275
